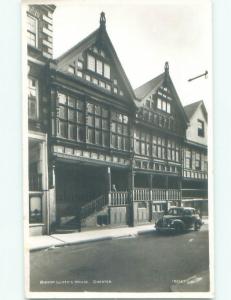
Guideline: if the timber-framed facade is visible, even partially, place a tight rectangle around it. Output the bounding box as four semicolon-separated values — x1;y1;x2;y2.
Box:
26;6;208;236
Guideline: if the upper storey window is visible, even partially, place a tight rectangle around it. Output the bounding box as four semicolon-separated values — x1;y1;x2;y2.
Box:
28;78;38;120
198;119;205;137
27;15;37;47
87;54;111;79
157;97;171;113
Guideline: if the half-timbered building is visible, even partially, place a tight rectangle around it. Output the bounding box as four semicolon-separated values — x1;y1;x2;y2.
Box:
27;8;208;235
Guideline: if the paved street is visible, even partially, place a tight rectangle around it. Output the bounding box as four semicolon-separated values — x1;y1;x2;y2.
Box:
30;225;209;293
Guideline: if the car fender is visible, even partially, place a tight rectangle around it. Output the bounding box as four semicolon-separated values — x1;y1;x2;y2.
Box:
171;219;185;228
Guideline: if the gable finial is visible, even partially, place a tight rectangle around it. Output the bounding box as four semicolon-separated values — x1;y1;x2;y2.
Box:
100;11;106;29
165;61;169;74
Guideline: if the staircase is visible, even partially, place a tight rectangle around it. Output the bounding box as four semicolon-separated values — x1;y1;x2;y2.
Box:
80;194;109;229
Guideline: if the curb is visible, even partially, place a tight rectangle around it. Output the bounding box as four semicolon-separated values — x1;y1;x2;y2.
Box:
30;227;155;252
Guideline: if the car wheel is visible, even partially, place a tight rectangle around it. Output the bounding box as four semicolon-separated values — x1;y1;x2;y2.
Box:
174;223;183;234
194;222;201;231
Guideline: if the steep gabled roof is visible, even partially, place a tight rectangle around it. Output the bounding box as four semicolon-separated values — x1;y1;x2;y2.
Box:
134;63;189;125
55;12;136;104
184;100;207;122
134;73;165;99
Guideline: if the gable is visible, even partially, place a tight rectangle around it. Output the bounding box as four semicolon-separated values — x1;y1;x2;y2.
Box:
55;14;136;107
135;69;189;127
186;103;207;145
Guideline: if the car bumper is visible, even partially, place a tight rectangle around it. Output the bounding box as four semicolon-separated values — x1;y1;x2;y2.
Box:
155;225;175;232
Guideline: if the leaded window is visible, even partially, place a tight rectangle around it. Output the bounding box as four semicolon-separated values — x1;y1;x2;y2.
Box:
111;112;129;151
87;103;109;147
57;93;84;141
134;129;151;156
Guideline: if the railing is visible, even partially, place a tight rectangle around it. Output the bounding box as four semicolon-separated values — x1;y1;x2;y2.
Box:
80;195;108;219
182;189;208;200
109;191;129;206
134;188;181;202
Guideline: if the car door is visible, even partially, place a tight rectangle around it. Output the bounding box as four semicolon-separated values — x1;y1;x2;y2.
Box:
182;209;193;228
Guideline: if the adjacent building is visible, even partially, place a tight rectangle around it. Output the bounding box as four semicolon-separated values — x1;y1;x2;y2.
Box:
26;6;208;236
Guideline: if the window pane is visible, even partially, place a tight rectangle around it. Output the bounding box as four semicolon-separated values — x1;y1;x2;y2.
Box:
135;140;140;153
167;103;171;113
87;55;95;72
102;108;108;118
58;93;66;105
87;128;94;143
68;109;75;121
118;136;123;149
111;122;116;132
96;60;103;75
117;124;122;134
102;132;109;147
162;100;167;111
68;123;76;139
87;102;94;113
124;138;129;151
29;196;42;223
28;98;37;120
95;105;101;115
87;115;94;126
77;126;84;142
157;98;162;109
59;106;67;119
77;111;84;123
102;119;108;129
77;100;84;110
104;63;110;79
95;117;101;128
95;130;101;145
68;97;75;107
111;134;117;147
59;121;67;138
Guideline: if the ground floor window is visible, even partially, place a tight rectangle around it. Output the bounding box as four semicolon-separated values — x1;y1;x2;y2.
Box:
29;195;42;223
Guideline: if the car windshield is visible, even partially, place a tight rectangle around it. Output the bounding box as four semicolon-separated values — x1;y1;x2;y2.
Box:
167;208;183;216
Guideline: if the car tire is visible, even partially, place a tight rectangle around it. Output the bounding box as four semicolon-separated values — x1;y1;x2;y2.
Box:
194;222;201;231
174;223;183;234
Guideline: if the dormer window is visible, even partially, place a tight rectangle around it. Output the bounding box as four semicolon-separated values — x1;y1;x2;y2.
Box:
27;15;37;47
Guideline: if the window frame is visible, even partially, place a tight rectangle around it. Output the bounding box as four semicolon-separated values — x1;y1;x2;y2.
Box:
28;77;39;120
198;119;205;137
27;14;38;47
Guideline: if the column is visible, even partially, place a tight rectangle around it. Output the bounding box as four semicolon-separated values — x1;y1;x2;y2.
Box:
105;166;112;205
128;169;135;226
47;161;57;234
178;176;182;207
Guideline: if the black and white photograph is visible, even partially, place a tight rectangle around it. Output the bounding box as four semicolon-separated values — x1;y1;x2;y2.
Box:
23;0;213;297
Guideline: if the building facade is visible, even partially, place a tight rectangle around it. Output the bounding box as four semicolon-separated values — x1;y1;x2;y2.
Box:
26;6;208;235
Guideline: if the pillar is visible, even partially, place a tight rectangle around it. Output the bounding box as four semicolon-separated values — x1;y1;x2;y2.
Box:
47;162;57;234
128;169;135;226
105;166;112;205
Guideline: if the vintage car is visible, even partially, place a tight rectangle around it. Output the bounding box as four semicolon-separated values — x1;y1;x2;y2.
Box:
155;207;203;233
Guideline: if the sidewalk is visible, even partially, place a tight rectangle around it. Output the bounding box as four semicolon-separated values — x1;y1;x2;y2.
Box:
28;224;155;252
28;218;208;252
